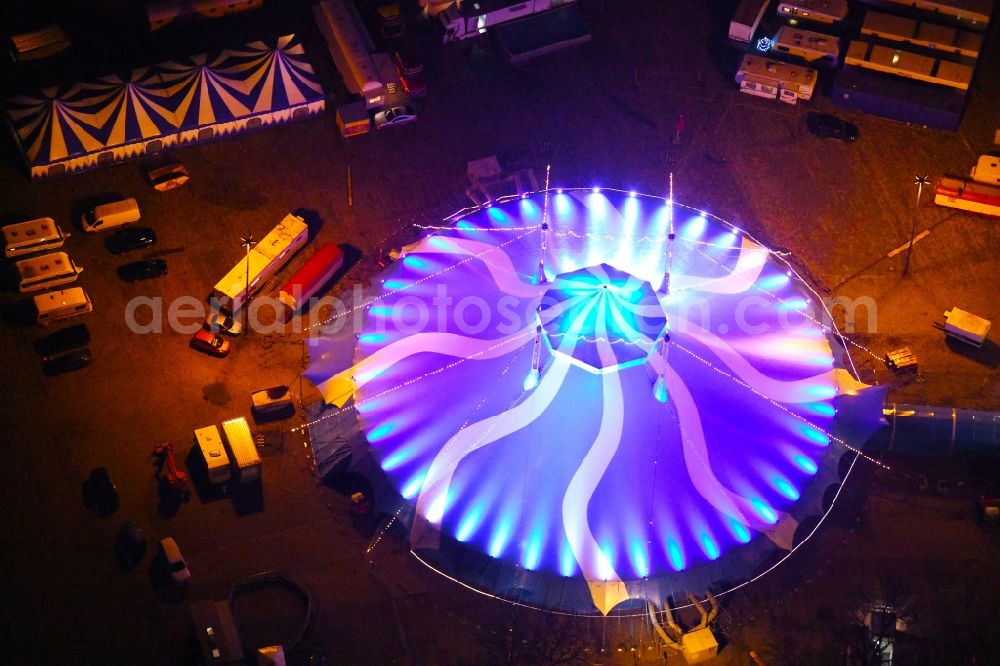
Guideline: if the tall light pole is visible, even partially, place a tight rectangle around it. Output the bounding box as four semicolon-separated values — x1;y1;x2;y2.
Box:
240;234;256;334
903;174;930;276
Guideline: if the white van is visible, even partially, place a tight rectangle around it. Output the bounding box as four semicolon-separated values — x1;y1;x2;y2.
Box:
16;251;83;293
194;425;231;484
81;198;141;232
34;287;93;326
3;217;69;258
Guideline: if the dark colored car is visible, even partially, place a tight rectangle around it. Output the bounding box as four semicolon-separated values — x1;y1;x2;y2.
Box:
106;226;156;254
83;467;119;517
34;323;90;359
806;112;858;143
118;258;167;282
377;3;406;40
190;329;231;357
392;43;423;77
42;347;92;376
393;43;425;97
399;69;426;97
114;521;147;570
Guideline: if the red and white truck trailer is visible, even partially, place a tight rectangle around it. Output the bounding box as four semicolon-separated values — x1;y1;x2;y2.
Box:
278;242;344;319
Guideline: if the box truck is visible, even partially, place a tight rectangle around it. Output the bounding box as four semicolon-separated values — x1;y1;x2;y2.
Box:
222;417;261;483
278;243;344;318
194;425;231;484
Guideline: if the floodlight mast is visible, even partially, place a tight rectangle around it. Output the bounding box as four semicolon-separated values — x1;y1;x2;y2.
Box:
240;234;256;334
537;163;552;285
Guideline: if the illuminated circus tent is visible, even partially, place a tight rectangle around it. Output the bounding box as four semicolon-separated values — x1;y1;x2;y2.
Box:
304;186;885;615
5;34;324;179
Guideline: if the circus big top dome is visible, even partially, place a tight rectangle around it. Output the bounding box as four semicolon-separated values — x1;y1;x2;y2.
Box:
303;187;885;615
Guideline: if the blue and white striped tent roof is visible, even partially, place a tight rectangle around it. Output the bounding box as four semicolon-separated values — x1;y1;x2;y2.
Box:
6;34;325;177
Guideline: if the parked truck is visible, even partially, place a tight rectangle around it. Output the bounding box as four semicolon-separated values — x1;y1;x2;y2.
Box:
194;425;231;485
934;175;1000;217
434;0;578;43
278;242;344;319
314;0;386;108
212;213;308;313
729;0;769;45
221;417;261;483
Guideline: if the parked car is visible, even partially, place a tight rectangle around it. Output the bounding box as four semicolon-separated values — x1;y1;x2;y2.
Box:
158;537;191;585
976;496;1000;525
83;467;119;517
35;323;90;359
205;310;243;336
399;69;426;97
806;112;858;143
393;44;425;97
43;347;92;376
190;329;231;357
118;259;167;282
114;521;147;569
106;226;156;254
144;162;190;192
374;105;417;129
392;42;423;77
377;2;406;39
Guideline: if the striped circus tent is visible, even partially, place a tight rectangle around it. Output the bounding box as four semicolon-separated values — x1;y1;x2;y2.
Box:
6;34;326;179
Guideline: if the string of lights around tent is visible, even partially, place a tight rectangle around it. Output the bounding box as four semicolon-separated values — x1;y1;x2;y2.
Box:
294;169;890;619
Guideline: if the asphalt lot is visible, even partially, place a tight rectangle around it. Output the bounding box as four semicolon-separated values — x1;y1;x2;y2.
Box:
1;1;1000;663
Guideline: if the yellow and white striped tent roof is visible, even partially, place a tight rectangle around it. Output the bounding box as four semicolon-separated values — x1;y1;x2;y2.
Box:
6;34;324;173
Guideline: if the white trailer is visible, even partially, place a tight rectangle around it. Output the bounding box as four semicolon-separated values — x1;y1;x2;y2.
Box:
772;25;841;65
16;251;83;293
730;0;770;44
944;308;991;347
3;217;69;258
194;425;231;484
776;0;849;24
736;54;817;103
34;287;92;326
438;0;578;43
970;152;1000;185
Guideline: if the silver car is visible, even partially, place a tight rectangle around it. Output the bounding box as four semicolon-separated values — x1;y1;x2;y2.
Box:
159;537;191;585
374;105;417;129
